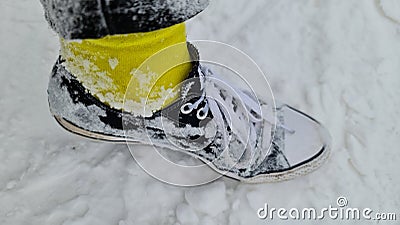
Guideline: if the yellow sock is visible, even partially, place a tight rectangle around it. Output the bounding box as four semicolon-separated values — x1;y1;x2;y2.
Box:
60;23;192;114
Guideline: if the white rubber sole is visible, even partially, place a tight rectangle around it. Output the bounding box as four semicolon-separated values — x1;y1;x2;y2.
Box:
54;116;331;183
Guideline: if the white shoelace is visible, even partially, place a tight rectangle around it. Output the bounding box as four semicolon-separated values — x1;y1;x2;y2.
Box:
185;67;295;134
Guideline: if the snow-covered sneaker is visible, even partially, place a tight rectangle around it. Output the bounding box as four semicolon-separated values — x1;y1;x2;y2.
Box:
48;44;331;183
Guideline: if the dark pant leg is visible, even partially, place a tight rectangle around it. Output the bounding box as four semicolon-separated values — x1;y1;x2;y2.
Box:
40;0;209;39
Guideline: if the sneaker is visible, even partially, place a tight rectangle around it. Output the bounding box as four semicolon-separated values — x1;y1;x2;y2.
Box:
48;43;331;183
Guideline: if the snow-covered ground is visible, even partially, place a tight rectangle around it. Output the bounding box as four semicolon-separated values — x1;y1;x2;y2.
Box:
1;0;399;224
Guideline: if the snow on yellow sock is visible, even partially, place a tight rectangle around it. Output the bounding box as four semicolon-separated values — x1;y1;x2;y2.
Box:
60;23;191;115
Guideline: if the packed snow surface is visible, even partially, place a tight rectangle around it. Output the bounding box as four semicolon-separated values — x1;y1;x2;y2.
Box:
0;0;399;224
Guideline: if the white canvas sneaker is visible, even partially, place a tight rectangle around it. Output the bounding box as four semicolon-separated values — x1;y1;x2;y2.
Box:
48;43;331;183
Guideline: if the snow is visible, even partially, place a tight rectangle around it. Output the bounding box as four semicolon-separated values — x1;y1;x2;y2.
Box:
379;0;400;23
108;58;119;70
1;0;399;225
176;203;200;225
185;181;229;217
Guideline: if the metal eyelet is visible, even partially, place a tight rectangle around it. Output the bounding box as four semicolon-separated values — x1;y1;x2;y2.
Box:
181;98;210;120
180;103;194;115
196;107;208;120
